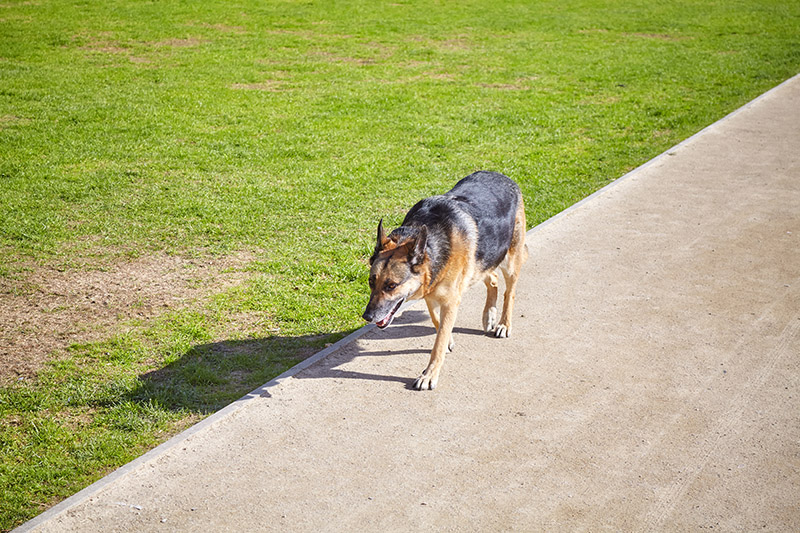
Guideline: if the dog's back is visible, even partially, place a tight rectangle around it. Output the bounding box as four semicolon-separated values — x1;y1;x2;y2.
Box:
401;171;521;275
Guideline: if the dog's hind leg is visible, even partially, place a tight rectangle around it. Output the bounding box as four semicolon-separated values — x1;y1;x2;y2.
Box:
482;270;499;333
495;203;527;338
415;300;459;390
426;297;454;352
496;268;517;338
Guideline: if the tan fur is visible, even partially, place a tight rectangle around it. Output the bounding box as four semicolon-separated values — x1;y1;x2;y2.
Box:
493;200;527;338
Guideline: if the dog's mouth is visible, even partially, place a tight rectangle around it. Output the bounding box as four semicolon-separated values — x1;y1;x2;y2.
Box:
376;299;404;329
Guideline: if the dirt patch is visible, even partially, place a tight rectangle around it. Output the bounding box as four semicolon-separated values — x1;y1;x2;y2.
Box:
0;114;31;129
408;34;472;52
153;37;207;48
437;36;471;50
74;32;207;61
413;72;457;82
0;1;40;7
79;40;129;55
384;72;457;84
0;251;258;384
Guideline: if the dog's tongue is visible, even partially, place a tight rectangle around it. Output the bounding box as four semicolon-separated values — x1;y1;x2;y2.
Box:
376;299;403;329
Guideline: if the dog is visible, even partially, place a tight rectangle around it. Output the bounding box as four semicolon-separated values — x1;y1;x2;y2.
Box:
362;171;527;390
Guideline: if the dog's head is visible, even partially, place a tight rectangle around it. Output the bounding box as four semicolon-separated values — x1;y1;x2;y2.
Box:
362;219;428;328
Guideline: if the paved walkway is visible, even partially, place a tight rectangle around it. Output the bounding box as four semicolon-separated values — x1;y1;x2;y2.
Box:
18;75;800;532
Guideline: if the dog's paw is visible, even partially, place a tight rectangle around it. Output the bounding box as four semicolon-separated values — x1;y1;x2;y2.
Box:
482;307;498;333
413;368;440;390
494;324;509;338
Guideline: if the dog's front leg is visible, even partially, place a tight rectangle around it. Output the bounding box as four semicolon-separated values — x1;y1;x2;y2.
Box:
414;303;458;390
425;298;455;352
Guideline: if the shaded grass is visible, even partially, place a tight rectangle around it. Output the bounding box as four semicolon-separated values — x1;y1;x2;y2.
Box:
1;0;799;529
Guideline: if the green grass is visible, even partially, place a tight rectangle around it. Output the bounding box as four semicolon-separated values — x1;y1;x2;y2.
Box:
1;0;799;529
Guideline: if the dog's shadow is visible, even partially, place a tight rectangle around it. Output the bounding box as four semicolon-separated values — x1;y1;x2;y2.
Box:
132;308;490;411
292;309;487;390
366;309;486;340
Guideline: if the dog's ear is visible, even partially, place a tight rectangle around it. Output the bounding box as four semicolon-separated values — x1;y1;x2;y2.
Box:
409;226;428;266
377;218;387;249
370;218;389;264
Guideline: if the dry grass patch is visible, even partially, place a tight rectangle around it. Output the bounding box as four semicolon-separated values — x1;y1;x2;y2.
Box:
0;251;258;384
0;115;31;128
311;49;383;66
153;37;207;48
188;22;247;34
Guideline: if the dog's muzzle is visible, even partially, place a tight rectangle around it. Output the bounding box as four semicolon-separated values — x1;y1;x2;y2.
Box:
363;298;404;329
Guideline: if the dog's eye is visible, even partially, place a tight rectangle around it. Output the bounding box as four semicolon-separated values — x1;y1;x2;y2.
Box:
384;282;397;292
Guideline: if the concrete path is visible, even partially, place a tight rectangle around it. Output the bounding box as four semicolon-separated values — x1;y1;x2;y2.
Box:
18;75;800;532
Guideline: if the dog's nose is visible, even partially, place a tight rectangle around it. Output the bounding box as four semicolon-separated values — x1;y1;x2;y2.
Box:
362;308;374;322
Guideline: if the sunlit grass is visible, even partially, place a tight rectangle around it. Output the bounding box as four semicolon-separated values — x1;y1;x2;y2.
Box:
1;0;799;529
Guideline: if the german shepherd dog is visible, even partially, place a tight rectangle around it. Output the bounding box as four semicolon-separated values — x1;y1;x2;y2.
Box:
363;171;527;390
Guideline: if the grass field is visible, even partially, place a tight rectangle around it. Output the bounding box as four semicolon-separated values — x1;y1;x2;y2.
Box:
2;0;799;529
